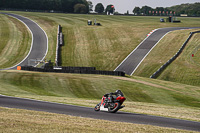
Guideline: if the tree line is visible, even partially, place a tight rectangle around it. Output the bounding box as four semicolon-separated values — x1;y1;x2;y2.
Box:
0;0;199;16
94;2;200;16
167;3;200;16
132;3;200;16
0;0;114;15
94;3;114;15
0;0;89;13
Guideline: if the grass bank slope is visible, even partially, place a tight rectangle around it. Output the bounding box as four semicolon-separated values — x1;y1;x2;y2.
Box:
4;12;200;71
0;70;200;121
1;11;199;87
0;14;31;69
158;32;200;86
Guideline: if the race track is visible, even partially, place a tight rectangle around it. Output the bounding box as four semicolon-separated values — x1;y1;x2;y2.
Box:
0;13;48;69
114;27;199;75
0;95;200;132
0;13;200;131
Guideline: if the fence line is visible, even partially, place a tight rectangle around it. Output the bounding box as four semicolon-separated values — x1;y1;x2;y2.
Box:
150;30;200;79
20;66;125;76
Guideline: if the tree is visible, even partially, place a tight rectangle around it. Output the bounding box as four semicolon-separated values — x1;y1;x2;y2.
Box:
105;4;115;15
61;0;78;13
197;11;200;16
133;7;140;15
155;7;164;15
140;5;152;15
127;10;129;15
81;0;89;13
87;1;93;12
95;3;104;13
74;3;87;14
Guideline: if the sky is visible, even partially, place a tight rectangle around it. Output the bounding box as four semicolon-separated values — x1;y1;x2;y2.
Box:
89;0;200;13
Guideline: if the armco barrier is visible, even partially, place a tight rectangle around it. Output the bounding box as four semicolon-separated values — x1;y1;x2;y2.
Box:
55;25;63;66
60;32;63;46
20;66;125;76
61;66;96;71
150;30;200;79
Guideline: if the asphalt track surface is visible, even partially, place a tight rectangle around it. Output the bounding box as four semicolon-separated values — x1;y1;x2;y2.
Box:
0;13;48;69
0;95;200;132
115;27;199;75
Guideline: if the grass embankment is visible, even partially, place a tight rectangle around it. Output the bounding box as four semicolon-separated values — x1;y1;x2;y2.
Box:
5;11;200;87
8;12;154;70
158;32;200;86
1;107;197;133
0;70;200;122
1;11;199;86
134;29;200;86
5;12;200;72
0;14;31;69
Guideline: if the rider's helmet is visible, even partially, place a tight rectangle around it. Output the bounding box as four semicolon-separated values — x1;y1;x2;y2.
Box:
115;90;124;96
115;90;121;93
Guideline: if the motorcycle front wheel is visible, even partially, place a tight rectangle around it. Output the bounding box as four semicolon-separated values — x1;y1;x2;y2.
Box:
94;104;100;111
108;102;121;113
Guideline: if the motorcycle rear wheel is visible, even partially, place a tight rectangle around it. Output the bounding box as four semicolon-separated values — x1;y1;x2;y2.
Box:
108;102;121;113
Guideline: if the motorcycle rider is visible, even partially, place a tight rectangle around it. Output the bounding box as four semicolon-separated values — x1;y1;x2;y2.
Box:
104;90;124;103
104;90;123;97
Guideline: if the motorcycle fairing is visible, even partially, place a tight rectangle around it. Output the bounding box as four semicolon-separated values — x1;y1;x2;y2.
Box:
99;96;109;111
100;105;108;111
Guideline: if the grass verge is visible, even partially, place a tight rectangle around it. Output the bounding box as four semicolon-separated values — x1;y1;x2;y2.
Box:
0;70;199;122
157;32;200;86
0;107;198;133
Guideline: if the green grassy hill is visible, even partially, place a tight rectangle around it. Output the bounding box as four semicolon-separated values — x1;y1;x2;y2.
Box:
158;32;200;86
0;70;200;122
3;11;198;87
5;12;199;72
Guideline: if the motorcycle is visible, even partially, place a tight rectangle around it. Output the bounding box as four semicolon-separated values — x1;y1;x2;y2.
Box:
94;93;126;113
